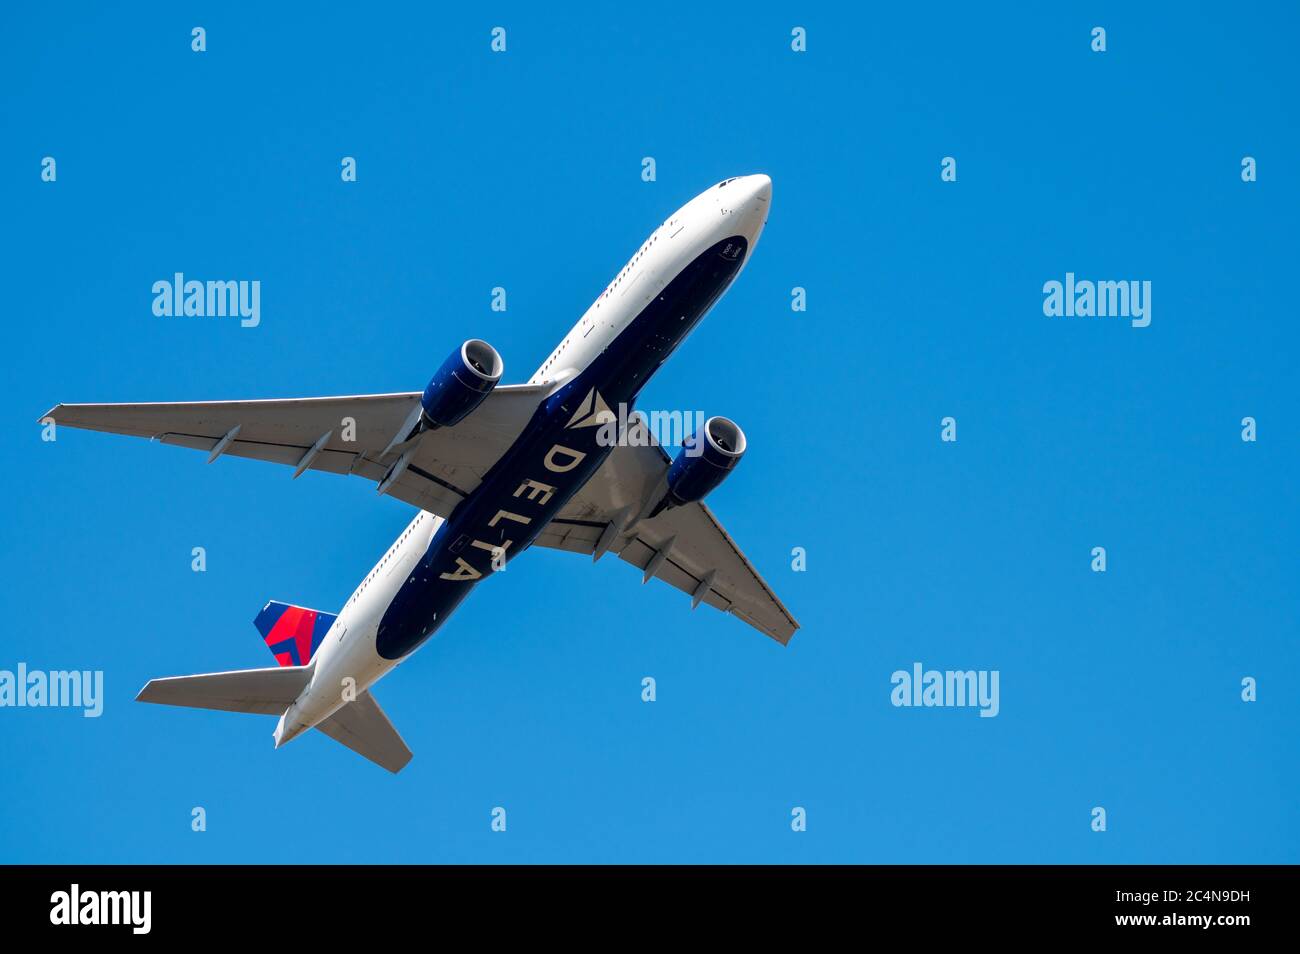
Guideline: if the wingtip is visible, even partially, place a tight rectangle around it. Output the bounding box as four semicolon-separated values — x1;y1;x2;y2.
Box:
387;752;414;774
37;404;62;425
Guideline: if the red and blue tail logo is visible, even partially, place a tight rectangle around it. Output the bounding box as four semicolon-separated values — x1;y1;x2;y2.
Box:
254;601;339;667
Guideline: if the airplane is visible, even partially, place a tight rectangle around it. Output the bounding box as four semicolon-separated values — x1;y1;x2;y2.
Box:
41;174;798;773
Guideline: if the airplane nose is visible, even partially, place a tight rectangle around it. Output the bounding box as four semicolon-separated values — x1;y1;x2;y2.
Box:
733;175;771;243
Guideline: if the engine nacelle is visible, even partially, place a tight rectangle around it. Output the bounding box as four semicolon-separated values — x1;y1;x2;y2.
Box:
421;339;504;428
664;416;746;507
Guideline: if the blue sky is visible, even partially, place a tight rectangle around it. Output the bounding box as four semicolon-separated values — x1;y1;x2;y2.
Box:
2;3;1296;863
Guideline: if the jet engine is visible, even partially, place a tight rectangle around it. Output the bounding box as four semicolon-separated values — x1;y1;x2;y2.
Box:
420;339;504;428
663;416;746;508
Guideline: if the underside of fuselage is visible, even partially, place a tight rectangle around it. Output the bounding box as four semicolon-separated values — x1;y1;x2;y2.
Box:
374;234;750;659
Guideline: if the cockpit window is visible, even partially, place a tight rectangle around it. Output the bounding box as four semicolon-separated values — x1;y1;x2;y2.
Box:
717;177;739;188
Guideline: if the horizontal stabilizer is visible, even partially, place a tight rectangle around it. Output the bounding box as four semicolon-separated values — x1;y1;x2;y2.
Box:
136;665;312;715
315;691;413;773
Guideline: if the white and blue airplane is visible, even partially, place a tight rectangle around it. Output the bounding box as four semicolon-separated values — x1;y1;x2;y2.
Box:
43;174;798;772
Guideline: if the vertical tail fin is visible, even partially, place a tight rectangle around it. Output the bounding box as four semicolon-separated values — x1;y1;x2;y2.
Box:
254;601;338;667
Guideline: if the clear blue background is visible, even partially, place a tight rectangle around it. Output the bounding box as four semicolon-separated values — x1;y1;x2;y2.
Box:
2;2;1295;863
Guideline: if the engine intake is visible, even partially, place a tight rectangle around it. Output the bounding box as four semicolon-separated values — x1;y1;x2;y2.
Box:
664;416;746;507
421;339;503;428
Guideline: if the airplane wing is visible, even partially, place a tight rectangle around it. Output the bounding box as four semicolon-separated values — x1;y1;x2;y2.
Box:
40;385;548;519
534;440;799;645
